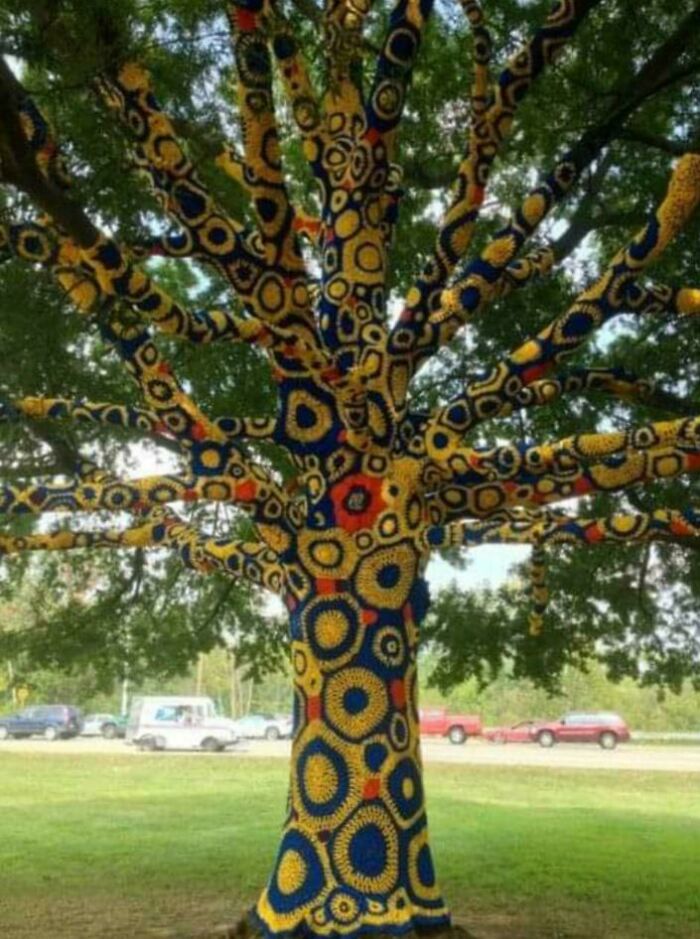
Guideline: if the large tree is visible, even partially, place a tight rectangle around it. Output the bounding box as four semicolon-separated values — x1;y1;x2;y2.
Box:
1;0;700;936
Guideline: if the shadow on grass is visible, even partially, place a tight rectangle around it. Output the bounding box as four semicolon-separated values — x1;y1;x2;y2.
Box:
2;756;700;939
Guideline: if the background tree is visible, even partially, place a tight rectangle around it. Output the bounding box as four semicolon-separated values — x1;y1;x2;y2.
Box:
1;1;700;937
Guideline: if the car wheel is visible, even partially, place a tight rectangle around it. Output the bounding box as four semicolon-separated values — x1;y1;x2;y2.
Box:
139;736;157;752
538;730;556;748
201;737;223;753
448;726;467;745
265;726;281;741
0;726;9;740
44;726;59;741
494;734;506;745
102;723;118;740
599;731;618;750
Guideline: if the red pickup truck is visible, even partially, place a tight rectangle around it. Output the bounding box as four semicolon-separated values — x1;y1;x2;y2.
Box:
419;707;482;744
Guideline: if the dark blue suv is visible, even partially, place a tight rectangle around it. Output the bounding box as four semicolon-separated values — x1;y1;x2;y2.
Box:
0;705;83;740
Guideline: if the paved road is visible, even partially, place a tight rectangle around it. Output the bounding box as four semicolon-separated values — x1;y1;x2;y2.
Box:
1;735;699;772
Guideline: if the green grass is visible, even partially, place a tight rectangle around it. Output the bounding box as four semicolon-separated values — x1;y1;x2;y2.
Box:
1;754;699;938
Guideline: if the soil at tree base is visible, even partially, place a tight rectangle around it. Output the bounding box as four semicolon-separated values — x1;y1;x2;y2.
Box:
151;917;478;939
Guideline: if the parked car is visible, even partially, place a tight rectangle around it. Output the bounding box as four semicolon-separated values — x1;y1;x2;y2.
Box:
535;712;630;749
485;712;630;749
483;720;547;744
126;696;239;752
0;705;83;740
81;713;127;739
230;713;293;740
419;707;482;744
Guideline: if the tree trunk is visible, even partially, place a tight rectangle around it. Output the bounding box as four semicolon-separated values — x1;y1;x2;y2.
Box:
251;576;450;938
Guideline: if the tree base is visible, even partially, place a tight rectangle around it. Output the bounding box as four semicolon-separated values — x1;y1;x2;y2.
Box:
149;915;479;939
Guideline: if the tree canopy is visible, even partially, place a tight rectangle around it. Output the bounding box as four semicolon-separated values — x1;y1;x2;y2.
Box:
1;0;699;696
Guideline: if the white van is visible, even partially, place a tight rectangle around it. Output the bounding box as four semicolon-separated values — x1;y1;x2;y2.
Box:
126;696;239;752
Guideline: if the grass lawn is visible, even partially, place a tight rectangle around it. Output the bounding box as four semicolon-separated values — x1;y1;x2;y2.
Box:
0;753;699;939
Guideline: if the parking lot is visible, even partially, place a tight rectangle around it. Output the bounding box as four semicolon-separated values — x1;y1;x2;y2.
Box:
1;735;699;772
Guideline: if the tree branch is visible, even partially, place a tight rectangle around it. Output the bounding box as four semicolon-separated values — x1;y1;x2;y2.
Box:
390;3;700;396
390;0;602;365
2;396;183;455
417;154;700;460
0;514;286;593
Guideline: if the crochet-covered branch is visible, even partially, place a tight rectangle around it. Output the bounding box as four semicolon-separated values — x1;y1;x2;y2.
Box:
388;4;700;391
99;52;319;339
475;366;695;422
1;62;319;359
365;0;434;148
390;0;599;363
404;365;694;460
0;516;285;593
323;0;376;91
230;2;325;186
426;506;700;631
425;443;700;524
267;6;324;155
0;467;286;520
427;506;700;550
1;396;180;452
421;410;700;523
418;153;700;460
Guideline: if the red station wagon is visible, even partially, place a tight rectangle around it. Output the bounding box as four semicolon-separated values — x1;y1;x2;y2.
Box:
484;712;630;749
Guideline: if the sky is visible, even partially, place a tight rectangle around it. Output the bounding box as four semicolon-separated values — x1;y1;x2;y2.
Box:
427;544;529;593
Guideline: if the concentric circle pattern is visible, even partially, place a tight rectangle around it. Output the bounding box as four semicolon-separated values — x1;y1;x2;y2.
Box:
259;555;449;937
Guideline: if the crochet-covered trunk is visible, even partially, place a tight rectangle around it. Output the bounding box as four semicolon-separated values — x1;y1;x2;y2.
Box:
252;569;450;938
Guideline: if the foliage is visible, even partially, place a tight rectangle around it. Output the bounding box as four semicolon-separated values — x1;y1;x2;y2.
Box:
1;0;699;695
0;550;286;693
419;649;700;731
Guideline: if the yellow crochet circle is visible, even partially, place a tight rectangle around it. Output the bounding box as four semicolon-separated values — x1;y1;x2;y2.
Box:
654;453;683;478
329;891;360;924
372;626;405;668
355;242;383;274
474;485;505;514
285;390;333;444
291;724;362;832
522;193;547;226
315;608;349;650
201;217;236;255
298;528;357;579
303;753;339;805
199;447;223;469
303;593;364;673
354;542;417;609
277;848;308;895
259;274;286;315
336;209;361;240
324;667;389;741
